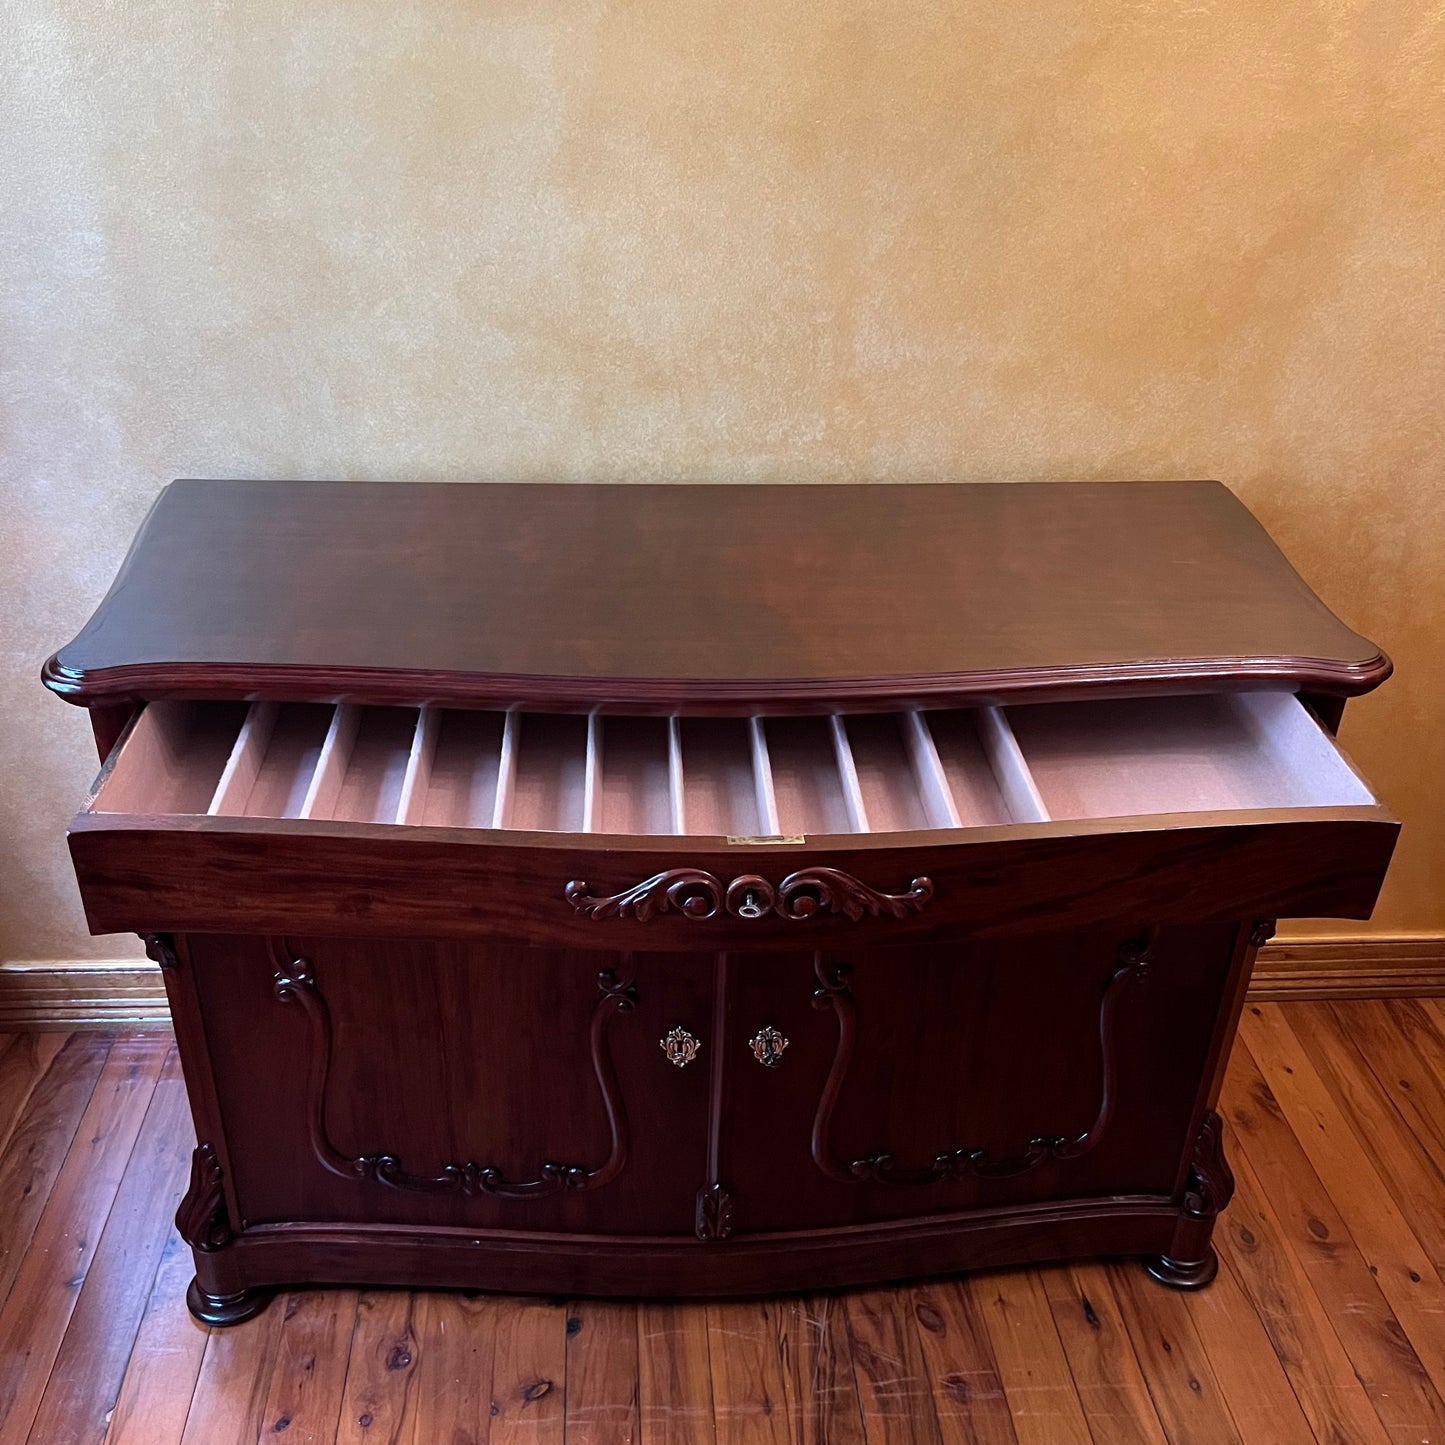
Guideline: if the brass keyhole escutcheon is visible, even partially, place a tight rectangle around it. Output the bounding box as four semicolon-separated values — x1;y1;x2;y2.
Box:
749;1026;789;1068
661;1027;700;1068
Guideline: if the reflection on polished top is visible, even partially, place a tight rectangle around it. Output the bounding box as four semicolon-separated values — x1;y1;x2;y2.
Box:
44;479;1389;712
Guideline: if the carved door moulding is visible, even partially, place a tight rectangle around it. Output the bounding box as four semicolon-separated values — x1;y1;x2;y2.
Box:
273;943;638;1201
808;933;1155;1186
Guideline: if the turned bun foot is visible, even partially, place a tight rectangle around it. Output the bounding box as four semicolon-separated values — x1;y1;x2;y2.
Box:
186;1277;272;1326
1141;1248;1219;1290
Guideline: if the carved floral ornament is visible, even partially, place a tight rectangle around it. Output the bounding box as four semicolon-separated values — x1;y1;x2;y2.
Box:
566;867;934;923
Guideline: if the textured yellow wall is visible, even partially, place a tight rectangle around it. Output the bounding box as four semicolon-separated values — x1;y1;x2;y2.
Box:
3;0;1442;964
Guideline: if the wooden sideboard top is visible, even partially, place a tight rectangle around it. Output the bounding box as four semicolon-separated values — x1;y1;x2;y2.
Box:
44;479;1389;711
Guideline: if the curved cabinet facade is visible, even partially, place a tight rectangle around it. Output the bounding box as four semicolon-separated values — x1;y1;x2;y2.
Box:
45;479;1397;1321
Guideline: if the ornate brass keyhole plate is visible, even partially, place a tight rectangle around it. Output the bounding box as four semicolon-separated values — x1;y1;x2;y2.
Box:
749;1026;789;1068
661;1026;700;1068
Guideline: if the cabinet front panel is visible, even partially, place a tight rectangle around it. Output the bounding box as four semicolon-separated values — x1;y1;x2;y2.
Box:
189;935;712;1237
719;924;1241;1234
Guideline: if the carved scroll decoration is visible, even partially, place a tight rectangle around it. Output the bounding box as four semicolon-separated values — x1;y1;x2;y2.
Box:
1182;1110;1234;1220
809;932;1155;1186
273;952;638;1200
565;868;933;924
176;1143;235;1251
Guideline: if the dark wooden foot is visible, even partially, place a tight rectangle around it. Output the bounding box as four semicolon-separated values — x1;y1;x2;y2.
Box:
1141;1248;1219;1290
186;1277;271;1326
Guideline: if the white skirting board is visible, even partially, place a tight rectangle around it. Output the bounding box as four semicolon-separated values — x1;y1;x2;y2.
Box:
1;937;1442;1030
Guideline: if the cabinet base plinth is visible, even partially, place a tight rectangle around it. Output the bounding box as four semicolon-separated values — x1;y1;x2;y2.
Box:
183;1198;1187;1301
186;1278;273;1327
1141;1248;1219;1290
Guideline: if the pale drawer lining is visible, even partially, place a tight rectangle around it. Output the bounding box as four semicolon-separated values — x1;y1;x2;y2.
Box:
88;691;1376;837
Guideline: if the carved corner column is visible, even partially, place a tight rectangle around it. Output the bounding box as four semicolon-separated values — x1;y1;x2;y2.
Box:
1144;915;1268;1291
158;935;274;1326
1143;1109;1235;1289
176;1142;271;1325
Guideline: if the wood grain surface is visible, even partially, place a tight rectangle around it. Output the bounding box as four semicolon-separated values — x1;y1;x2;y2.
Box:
66;808;1398;946
43;480;1390;712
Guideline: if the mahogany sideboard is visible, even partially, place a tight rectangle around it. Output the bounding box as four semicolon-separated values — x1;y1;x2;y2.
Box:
44;479;1398;1325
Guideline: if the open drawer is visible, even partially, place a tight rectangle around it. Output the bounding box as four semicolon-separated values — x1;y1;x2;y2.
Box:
68;690;1397;948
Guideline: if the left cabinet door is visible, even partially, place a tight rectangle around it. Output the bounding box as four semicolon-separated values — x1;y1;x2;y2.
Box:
184;935;713;1238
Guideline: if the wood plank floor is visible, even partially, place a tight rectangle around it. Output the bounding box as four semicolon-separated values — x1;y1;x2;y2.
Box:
0;999;1442;1444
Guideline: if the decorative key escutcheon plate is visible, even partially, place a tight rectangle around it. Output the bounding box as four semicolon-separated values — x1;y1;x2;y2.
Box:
661;1026;701;1068
749;1025;789;1068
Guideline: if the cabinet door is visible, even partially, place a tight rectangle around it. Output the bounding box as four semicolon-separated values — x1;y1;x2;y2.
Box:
717;923;1242;1235
189;935;712;1237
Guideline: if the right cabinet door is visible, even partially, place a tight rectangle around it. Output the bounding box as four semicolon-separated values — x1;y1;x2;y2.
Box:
717;922;1244;1235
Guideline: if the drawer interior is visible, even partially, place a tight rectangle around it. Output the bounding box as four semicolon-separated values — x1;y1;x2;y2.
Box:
87;691;1374;838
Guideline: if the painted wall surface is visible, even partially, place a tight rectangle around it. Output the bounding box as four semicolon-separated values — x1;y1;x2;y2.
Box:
2;0;1442;964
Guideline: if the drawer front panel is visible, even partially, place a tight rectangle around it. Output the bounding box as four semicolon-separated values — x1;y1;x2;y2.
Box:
189;935;712;1237
715;923;1242;1234
70;689;1395;946
73;687;1392;947
71;810;1396;948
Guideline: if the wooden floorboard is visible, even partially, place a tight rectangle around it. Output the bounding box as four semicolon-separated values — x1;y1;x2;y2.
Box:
26;1045;189;1445
707;1298;794;1445
972;1270;1092;1445
1039;1262;1167;1445
1;1000;1443;1444
395;1290;496;1445
0;1033;112;1311
846;1285;944;1445
1239;1007;1445;1403
0;1035;167;1445
1223;1039;1445;1445
911;1279;1017;1445
1106;1260;1245;1445
638;1298;716;1445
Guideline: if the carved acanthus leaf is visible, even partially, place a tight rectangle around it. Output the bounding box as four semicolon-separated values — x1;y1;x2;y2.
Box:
175;1143;234;1252
695;1183;734;1241
1183;1110;1235;1220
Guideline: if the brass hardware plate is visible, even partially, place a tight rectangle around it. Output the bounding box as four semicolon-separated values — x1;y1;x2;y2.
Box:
749;1025;789;1068
661;1026;701;1068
